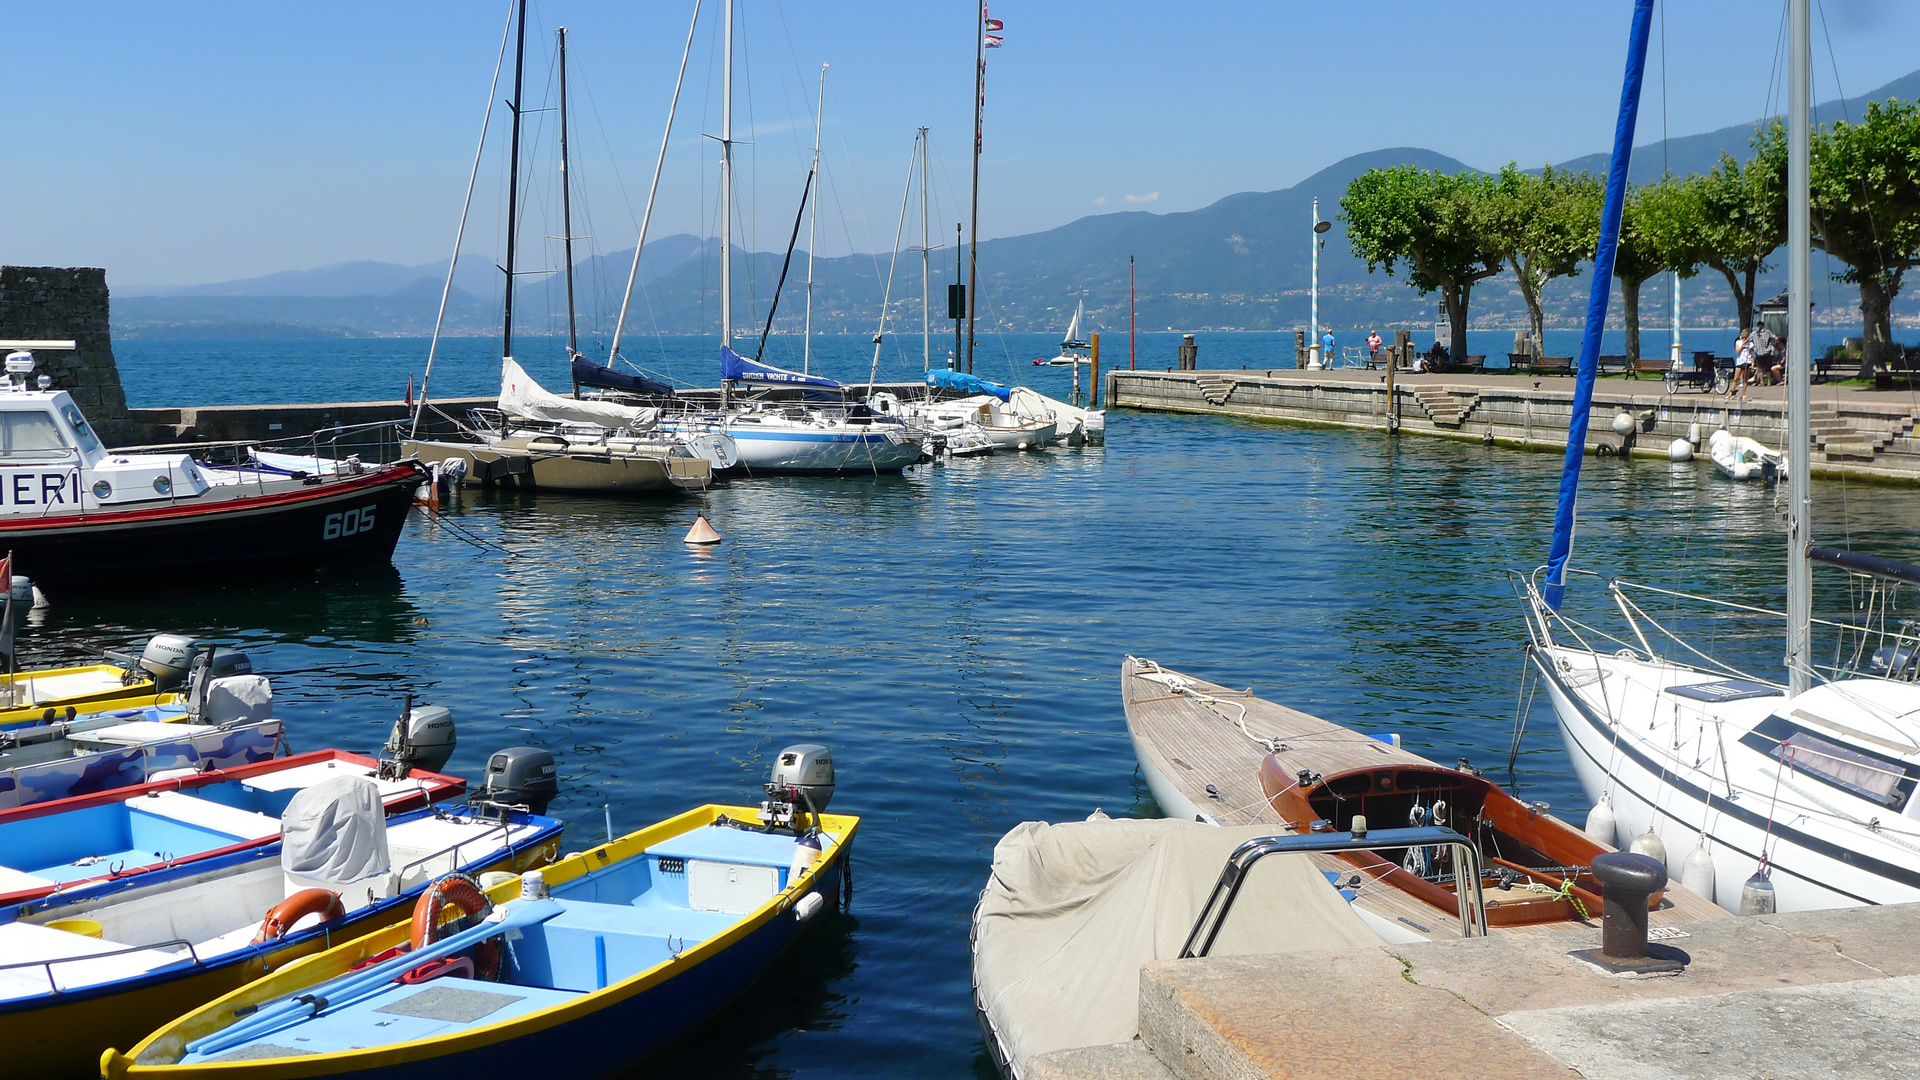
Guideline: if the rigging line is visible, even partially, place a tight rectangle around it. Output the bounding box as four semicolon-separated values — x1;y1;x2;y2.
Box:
414;0;516;439
754;167;814;361
609;0;703;369
868;138;919;392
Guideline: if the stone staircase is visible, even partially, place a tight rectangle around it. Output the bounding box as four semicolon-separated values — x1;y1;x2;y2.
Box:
1193;375;1237;406
1411;387;1473;428
1809;403;1919;461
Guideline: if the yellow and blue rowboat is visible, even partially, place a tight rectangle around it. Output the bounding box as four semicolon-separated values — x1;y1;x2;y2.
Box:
0;663;177;730
104;804;857;1079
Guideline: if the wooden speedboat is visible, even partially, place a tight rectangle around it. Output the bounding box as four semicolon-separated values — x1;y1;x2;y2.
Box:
0;345;424;593
1121;656;1724;944
0;749;463;908
1;785;561;1080
105;802;857;1079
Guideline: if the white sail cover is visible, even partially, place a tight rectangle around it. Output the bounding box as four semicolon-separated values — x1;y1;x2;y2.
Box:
499;358;658;429
974;817;1381;1072
280;774;391;886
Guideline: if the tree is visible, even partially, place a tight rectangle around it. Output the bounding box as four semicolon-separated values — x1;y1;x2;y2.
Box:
1685;133;1787;333
1484;165;1602;359
1341;166;1502;368
1614;179;1690;365
1808;98;1920;375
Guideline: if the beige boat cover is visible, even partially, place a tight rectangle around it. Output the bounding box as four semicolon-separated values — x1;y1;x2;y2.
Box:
499;358;658;429
974;817;1382;1076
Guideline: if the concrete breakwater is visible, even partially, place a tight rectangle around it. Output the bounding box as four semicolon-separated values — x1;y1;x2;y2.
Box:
1109;368;1920;483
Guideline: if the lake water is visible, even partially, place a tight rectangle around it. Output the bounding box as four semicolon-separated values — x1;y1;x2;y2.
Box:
37;339;1920;1077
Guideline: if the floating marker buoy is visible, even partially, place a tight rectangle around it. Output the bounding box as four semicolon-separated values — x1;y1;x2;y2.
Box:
1680;845;1716;902
1584;798;1618;847
1629;826;1668;868
684;515;722;545
1017;441;1030;451
1668;438;1693;462
1739;868;1775;916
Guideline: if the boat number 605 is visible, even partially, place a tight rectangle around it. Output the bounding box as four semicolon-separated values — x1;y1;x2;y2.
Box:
323;506;377;540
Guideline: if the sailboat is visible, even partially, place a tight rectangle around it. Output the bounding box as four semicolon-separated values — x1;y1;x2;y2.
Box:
404;10;713;494
1517;0;1920;914
1044;302;1090;367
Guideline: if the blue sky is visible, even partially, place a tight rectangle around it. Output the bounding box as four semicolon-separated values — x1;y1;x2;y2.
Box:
8;1;1918;287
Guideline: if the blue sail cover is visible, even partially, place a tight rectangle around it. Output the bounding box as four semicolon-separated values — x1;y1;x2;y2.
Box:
925;368;1011;402
573;356;676;397
1543;0;1655;611
720;346;844;390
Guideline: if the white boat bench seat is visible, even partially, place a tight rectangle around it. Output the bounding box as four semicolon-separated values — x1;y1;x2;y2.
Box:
0;920;189;1002
127;790;281;841
0;864;59;893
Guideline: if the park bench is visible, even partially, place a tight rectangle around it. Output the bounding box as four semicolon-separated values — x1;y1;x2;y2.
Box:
1528;356;1575;376
1631;358;1670;378
1597;355;1631;376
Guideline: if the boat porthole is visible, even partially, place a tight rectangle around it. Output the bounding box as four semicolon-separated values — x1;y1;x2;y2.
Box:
92;480;112;500
153;475;172;495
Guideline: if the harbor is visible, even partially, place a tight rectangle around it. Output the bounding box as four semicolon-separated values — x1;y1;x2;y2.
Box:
9;0;1920;1077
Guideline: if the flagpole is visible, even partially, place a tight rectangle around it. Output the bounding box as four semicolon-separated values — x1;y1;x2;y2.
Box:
965;3;985;375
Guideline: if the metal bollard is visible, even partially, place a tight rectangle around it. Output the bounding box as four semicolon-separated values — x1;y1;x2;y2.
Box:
1571;851;1686;974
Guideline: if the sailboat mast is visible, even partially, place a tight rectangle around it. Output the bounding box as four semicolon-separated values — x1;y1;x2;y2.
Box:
558;27;580;389
720;0;734;351
502;0;528;362
805;64;825;374
1786;0;1813;694
919;126;930;372
965;2;984;375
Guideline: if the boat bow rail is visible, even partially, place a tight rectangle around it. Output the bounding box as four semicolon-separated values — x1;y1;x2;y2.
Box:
1181;826;1488;956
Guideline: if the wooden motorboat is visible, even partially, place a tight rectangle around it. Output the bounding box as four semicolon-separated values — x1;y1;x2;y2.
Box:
1259;759;1660;927
0;344;424;593
1121;656;1724;944
105;796;856;1079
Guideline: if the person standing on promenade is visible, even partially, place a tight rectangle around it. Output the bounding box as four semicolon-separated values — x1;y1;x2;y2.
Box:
1367;329;1383;365
1729;328;1756;395
1322;329;1337;366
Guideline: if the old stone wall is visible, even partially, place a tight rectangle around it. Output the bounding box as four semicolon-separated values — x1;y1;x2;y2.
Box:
0;266;131;438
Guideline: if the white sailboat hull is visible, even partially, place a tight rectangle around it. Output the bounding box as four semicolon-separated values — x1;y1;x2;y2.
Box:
1534;644;1920;913
723;424;925;474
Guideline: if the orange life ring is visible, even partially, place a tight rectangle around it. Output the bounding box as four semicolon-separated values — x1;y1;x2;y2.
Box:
410;872;500;980
252;889;346;944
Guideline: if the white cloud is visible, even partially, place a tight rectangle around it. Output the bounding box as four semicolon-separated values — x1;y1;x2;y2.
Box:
1124;192;1159;204
1093;196;1106;205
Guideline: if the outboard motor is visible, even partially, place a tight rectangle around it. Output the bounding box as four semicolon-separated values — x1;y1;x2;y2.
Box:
113;633;201;690
472;746;558;816
181;644;255;721
375;698;457;779
759;743;834;831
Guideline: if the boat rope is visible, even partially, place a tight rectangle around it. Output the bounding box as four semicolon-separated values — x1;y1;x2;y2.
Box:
1507;653;1539;777
1128;656;1280;753
1524;876;1590;921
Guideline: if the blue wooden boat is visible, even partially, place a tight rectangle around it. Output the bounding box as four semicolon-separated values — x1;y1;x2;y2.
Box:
105;797;856;1079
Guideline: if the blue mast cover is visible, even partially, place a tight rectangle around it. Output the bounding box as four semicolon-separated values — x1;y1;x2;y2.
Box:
720;346;844;390
925;368;1011;402
1543;0;1656;610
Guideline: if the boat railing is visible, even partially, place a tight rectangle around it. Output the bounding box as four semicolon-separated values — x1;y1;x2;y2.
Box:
1179;826;1487;958
0;936;201;994
395;816;520;887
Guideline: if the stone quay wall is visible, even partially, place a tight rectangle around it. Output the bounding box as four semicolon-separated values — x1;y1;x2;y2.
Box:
1108;368;1920;483
0;266;132;439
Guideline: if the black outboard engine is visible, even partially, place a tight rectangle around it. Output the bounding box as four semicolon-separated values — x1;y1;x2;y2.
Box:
471;746;558;816
760;743;834;831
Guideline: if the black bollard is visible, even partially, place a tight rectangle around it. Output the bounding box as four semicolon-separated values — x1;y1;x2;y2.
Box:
1570;851;1687;974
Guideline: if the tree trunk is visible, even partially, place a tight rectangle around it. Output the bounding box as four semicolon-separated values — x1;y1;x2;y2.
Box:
1858;274;1894;377
1442;283;1470;371
1738;265;1757;333
1511;256;1546;359
1713;262;1758;336
1620;276;1642;364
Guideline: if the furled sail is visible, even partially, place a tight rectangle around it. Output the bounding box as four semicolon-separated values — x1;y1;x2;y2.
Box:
499;358;657;428
720;345;844;390
572;356;676;397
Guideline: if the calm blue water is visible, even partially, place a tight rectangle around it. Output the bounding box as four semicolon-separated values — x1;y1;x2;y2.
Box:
36;340;1920;1077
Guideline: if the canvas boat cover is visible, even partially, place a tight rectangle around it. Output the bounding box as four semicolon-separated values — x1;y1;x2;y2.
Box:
499;358;658;429
572;356;676;397
280;774;391;886
721;346;844;390
974;817;1382;1075
926;368;1011;402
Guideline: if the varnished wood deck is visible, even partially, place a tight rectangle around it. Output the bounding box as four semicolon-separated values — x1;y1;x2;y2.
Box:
1121;656;1728;940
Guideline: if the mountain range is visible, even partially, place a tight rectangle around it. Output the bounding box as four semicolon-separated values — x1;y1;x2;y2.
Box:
111;70;1920;342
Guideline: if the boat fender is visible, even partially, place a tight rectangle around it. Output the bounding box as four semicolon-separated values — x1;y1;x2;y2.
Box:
1668;438;1693;462
1680;846;1716;902
794;891;826;923
1584;798;1618;847
253;889;346;944
1739;868;1776;916
412;873;501;979
790;833;824;883
1628;827;1668;868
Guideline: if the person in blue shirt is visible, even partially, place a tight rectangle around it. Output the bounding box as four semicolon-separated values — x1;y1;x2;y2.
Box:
1321;330;1336;361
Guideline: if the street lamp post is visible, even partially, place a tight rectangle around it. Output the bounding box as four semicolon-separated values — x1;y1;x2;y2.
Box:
1308;199;1332;370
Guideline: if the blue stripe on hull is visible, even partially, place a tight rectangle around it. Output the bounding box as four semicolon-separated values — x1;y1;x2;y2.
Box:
317;859;846;1080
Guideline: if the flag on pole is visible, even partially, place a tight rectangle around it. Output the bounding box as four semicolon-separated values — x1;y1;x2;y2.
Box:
985;18;1004;31
983;33;1003;48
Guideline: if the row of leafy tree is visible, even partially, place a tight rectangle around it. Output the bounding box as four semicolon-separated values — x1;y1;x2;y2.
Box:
1340;98;1920;377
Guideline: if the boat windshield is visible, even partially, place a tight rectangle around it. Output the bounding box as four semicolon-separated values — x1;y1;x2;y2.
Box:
0;411;71;458
60;404;100;455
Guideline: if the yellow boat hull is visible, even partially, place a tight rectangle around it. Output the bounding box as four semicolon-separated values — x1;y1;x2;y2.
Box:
0;663;175;728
